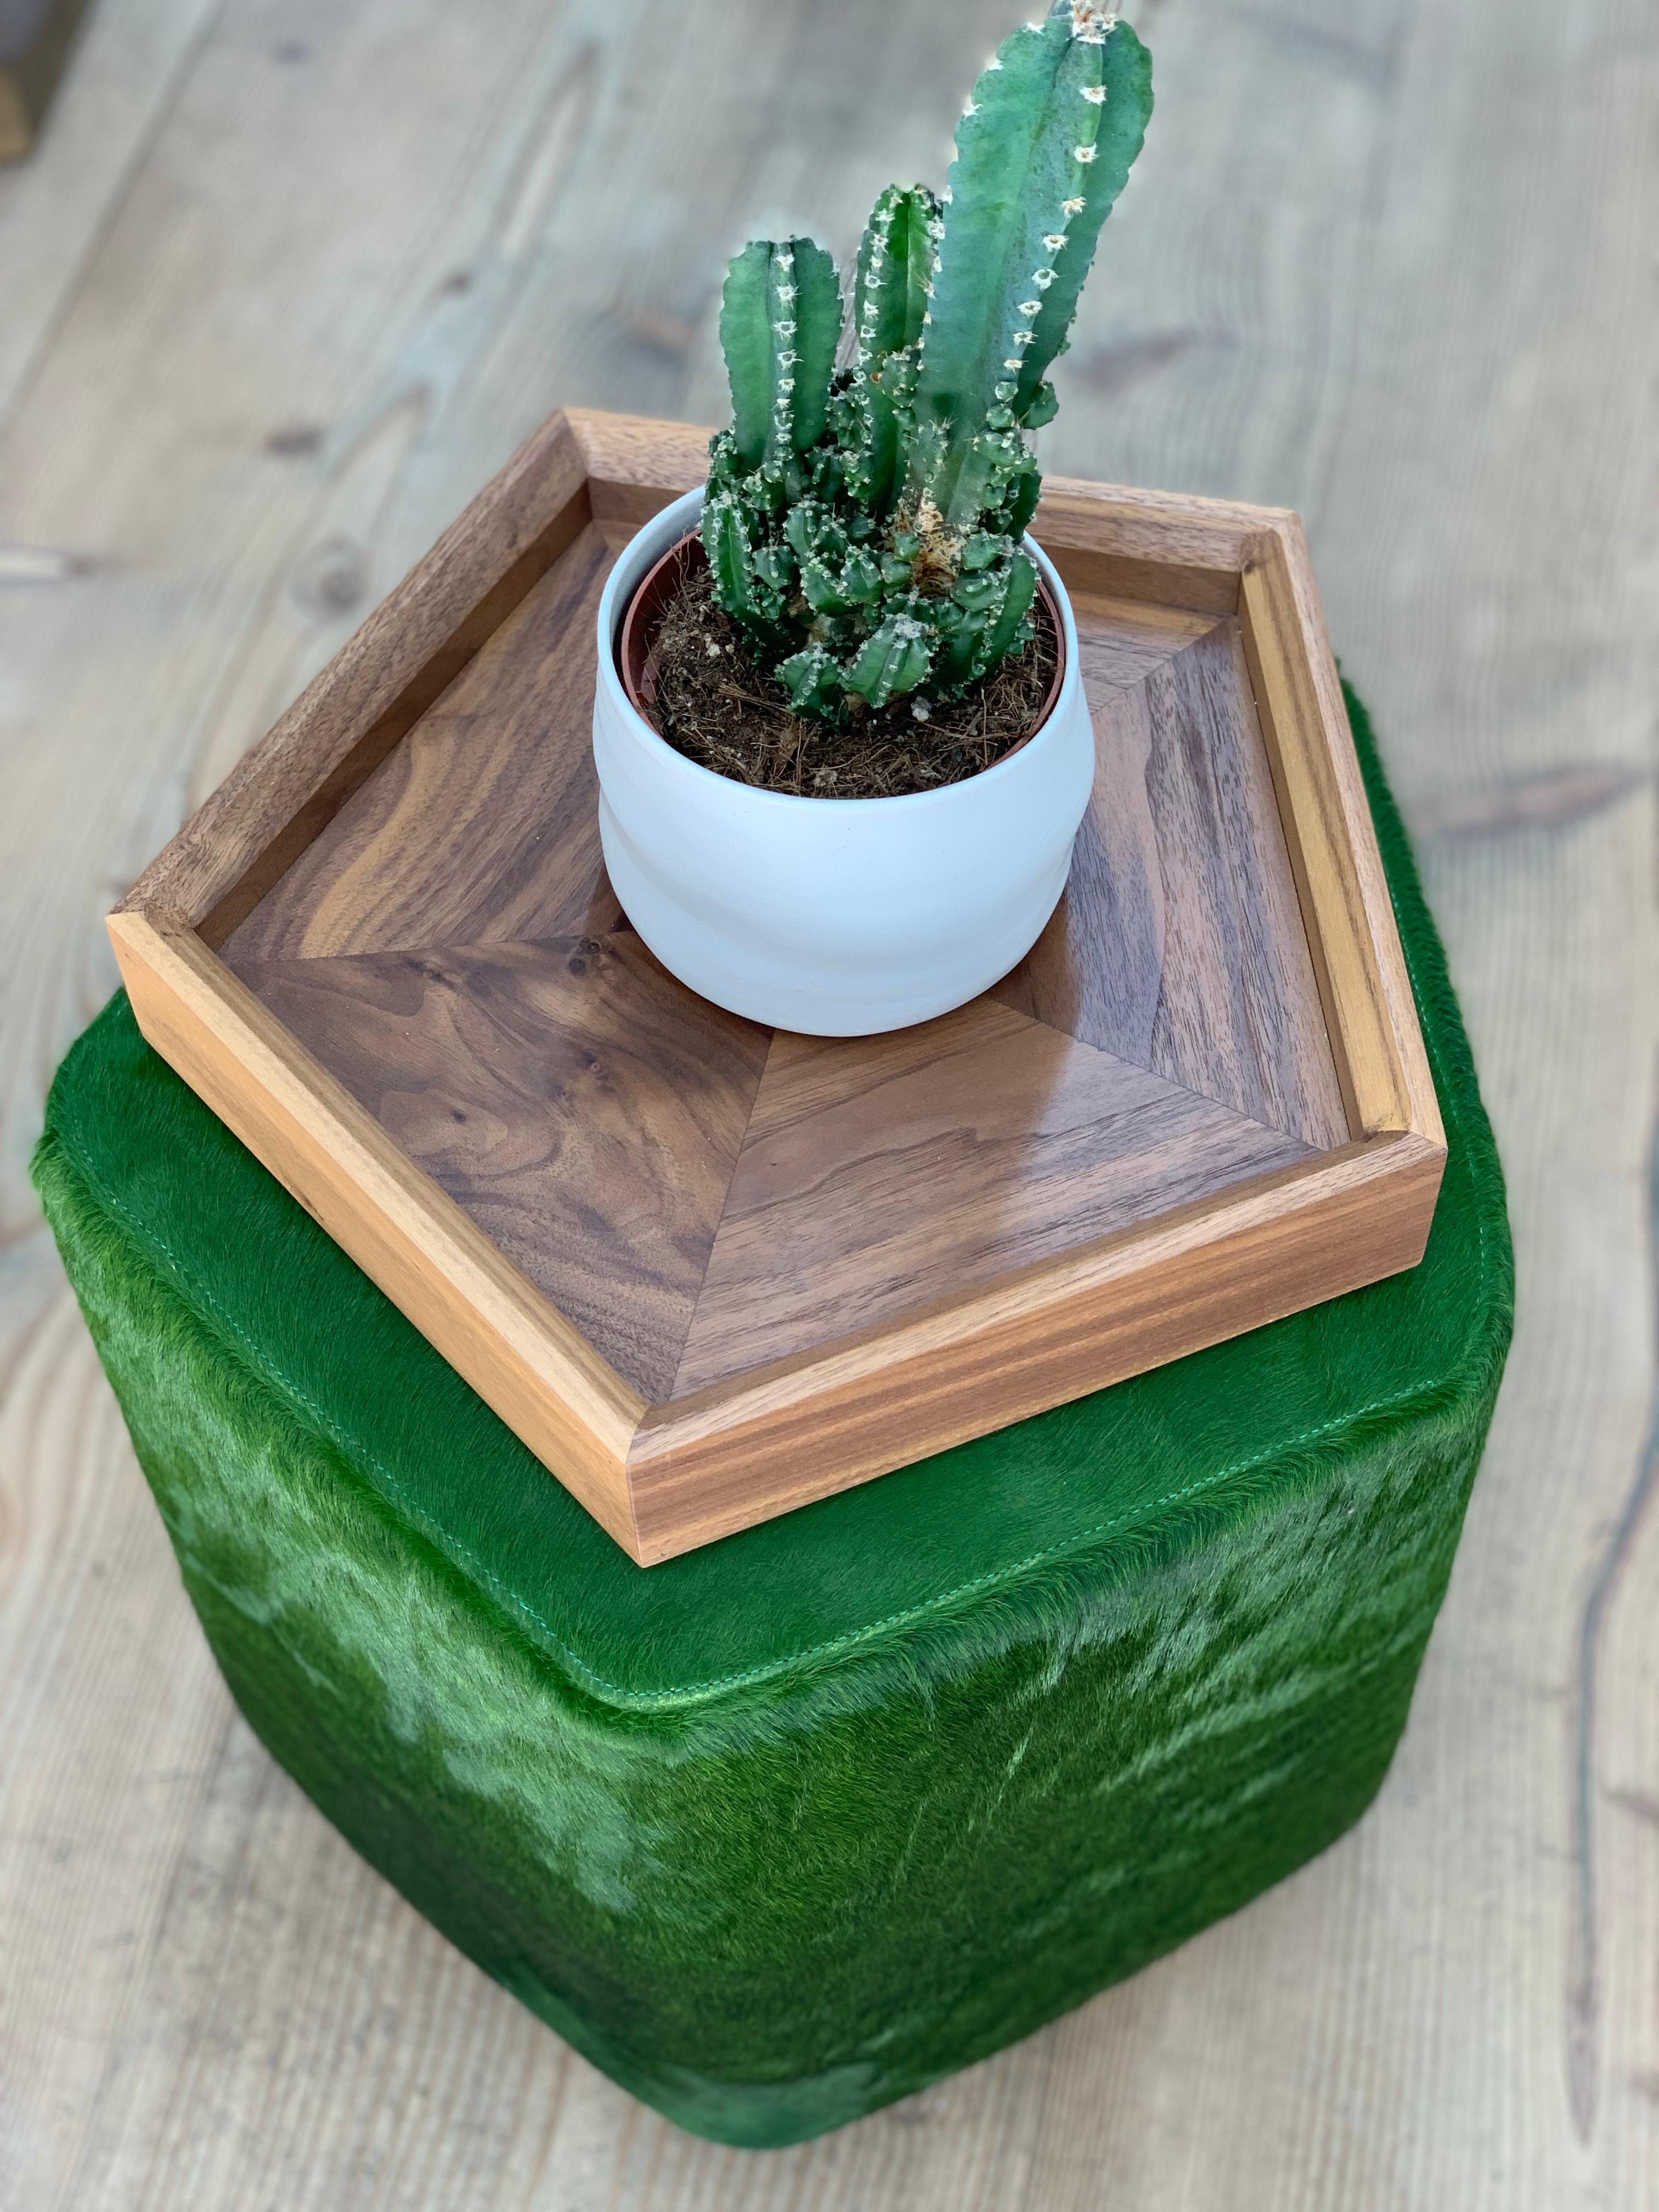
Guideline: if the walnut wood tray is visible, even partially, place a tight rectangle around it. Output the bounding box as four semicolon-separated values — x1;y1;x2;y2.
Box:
108;409;1445;1565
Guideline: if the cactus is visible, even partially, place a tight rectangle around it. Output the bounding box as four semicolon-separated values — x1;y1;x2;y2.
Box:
701;3;1152;722
840;183;941;512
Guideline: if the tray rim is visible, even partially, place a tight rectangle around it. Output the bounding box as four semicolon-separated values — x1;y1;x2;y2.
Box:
108;407;1446;1565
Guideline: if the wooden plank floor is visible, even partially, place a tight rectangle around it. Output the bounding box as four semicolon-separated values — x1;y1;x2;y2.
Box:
2;2;1655;2204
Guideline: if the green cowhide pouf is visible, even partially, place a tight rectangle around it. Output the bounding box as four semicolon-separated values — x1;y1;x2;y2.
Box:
33;690;1511;2147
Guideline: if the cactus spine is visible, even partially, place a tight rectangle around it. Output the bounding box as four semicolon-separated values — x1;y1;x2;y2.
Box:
702;3;1152;723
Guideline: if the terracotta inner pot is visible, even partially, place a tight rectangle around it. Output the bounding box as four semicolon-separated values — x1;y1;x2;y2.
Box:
618;528;1069;761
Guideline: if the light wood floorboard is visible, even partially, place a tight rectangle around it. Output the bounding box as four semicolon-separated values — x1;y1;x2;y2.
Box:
2;2;1656;2205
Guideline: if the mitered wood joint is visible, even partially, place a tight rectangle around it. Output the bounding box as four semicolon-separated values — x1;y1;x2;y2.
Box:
109;410;1446;1565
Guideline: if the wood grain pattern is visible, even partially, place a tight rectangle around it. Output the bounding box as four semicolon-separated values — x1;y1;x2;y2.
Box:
104;907;646;1549
223;522;621;964
119;408;596;947
1069;591;1221;691
240;930;770;1401
7;0;1657;2201
631;1132;1444;1559
673;1005;1312;1396
995;617;1351;1149
0;0;220;424
1032;481;1280;614
1240;527;1443;1146
106;411;1440;1564
567;407;709;528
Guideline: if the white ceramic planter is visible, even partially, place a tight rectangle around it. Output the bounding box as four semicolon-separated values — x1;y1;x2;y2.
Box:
591;486;1094;1036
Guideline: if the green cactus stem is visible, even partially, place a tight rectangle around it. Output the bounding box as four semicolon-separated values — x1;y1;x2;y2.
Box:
718;236;843;473
698;3;1153;727
840;184;942;512
909;7;1153;523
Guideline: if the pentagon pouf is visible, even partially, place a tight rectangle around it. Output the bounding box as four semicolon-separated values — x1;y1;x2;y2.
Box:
35;691;1510;2147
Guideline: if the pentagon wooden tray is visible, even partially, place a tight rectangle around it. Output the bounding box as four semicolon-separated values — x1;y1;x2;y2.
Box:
108;409;1445;1565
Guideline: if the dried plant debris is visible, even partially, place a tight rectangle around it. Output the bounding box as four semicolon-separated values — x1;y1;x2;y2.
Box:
647;564;1058;799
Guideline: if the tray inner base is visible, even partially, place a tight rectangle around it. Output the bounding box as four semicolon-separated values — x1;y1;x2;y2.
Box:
223;518;1350;1407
